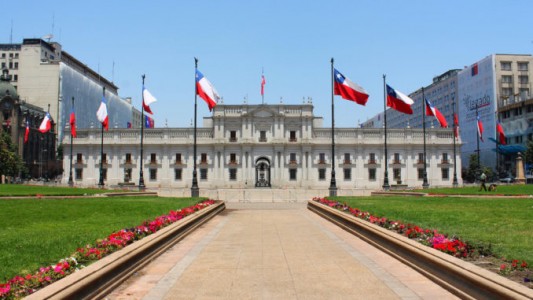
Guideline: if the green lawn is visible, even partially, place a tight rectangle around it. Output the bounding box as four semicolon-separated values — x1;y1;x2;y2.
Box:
330;196;533;264
0;196;201;281
413;184;533;195
0;184;107;196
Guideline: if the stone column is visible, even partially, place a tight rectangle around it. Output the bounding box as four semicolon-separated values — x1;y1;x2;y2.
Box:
516;152;526;184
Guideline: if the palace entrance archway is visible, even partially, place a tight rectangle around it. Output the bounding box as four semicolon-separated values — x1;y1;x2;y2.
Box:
255;157;271;187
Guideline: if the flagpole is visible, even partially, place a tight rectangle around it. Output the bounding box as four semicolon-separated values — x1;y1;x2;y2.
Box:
98;87;105;188
452;98;458;187
261;67;264;104
382;75;390;190
191;58;199;197
329;58;337;197
68;96;74;187
45;103;50;181
495;111;499;175
422;88;429;189
476;103;480;168
139;75;146;191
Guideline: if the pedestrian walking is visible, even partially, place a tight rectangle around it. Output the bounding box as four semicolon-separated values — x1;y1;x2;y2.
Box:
479;172;487;191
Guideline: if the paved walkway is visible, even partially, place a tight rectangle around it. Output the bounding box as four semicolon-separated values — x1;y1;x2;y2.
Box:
106;203;458;299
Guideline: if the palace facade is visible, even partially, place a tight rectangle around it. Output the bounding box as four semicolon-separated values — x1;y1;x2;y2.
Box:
63;104;462;191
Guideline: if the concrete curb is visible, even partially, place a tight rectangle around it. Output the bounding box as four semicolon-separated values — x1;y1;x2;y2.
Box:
307;200;533;300
25;201;225;300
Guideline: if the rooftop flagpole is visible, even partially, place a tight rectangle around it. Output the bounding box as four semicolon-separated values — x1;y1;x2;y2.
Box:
329;58;337;197
68;96;74;187
191;58;199;197
452;98;459;187
139;75;146;191
261;67;265;104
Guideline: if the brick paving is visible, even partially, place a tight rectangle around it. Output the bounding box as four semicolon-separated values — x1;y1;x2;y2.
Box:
105;203;458;300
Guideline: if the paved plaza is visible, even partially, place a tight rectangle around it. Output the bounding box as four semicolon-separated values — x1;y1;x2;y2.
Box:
106;203;458;299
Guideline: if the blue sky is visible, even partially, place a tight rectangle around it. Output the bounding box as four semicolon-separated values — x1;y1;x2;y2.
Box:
5;1;533;127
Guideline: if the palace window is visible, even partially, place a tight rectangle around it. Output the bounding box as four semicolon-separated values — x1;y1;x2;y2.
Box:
200;153;207;164
75;168;83;180
259;130;267;142
150;153;157;164
102;169;108;180
175;153;182;164
442;168;449;180
76;153;83;163
230;153;237;164
290;153;297;164
319;153;326;164
229;168;237;181
343;168;351;180
230;130;237;142
124;168;132;182
174;169;182;180
149;169;157;180
318;168;326;180
289;169;297;181
125;153;132;164
418;168;424;180
442;153;449;164
200;168;208;180
368;168;376;181
102;153;107;164
393;153;400;164
418;153;424;164
393;168;401;181
369;153;376;164
289;130;297;142
344;153;351;164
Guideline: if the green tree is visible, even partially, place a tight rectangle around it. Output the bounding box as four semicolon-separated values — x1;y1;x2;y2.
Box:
465;154;480;183
0;132;24;180
525;139;533;165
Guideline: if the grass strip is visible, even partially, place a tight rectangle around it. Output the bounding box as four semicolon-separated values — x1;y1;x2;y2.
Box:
330;196;533;264
0;185;107;196
413;184;533;195
0;196;201;281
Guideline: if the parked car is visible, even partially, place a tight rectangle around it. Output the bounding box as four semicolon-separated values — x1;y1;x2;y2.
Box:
499;176;515;183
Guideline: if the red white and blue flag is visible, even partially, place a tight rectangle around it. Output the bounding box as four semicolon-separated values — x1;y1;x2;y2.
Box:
386;85;414;114
196;70;220;111
454;113;459;139
145;115;155;128
24;120;30;143
69;106;76;138
96;96;109;131
496;121;506;145
39;112;52;133
477;112;484;142
261;74;266;96
425;98;448;128
333;68;369;105
142;86;157;114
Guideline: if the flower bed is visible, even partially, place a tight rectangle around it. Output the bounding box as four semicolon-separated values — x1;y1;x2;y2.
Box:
0;199;215;300
313;197;530;284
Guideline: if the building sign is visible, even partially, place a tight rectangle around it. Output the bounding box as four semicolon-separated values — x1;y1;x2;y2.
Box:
457;55;497;169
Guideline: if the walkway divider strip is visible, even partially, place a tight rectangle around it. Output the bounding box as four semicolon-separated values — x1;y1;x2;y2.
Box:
307;200;533;300
26;201;226;300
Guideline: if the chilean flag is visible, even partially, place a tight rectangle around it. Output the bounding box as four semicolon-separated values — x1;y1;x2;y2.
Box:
333;69;369;105
261;74;266;96
39;112;52;133
496;121;506;145
96;96;109;131
425;98;448;127
386;85;414;114
477;113;484;142
145;115;155;128
24;120;30;143
142;86;157;114
196;70;220;111
69;107;77;138
454;113;459;139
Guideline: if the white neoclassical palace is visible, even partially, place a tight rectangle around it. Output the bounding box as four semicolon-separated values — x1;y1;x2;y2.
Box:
63;104;462;196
